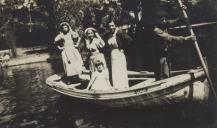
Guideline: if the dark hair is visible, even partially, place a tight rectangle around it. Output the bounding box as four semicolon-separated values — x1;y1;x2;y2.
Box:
59;23;70;32
106;19;116;28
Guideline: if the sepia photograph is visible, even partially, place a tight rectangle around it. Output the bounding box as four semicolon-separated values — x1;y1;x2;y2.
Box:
0;0;217;127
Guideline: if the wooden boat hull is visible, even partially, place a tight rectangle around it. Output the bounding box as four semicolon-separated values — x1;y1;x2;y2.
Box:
46;69;209;108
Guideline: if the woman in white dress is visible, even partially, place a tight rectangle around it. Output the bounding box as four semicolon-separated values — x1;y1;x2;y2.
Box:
84;28;107;73
86;59;112;91
106;21;132;90
54;22;83;84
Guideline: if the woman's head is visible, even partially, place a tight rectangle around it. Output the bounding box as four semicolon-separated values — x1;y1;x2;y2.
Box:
86;29;95;39
94;60;104;72
85;28;96;40
59;22;70;34
107;21;116;34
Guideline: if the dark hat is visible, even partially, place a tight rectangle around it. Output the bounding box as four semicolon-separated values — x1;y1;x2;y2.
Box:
84;27;97;37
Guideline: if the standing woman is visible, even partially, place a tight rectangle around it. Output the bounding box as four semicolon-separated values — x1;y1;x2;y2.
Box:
84;28;107;73
106;21;132;90
54;22;83;84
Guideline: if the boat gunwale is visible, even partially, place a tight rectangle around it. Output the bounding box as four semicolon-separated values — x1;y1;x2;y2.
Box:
46;69;205;100
47;78;203;103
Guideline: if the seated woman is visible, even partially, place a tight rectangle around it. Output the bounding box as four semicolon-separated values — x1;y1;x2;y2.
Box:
54;22;84;85
86;59;112;91
84;27;107;73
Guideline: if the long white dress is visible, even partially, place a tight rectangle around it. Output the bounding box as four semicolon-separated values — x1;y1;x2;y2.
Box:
108;35;129;90
55;32;83;77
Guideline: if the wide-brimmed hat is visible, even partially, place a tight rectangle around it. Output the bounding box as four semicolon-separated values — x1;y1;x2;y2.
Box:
59;22;70;30
94;59;103;67
84;27;97;37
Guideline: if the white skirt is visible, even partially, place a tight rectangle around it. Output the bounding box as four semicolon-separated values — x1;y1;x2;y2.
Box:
111;49;129;89
89;69;112;91
61;46;83;76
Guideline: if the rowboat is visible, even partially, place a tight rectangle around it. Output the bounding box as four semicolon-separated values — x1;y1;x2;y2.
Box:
46;68;209;108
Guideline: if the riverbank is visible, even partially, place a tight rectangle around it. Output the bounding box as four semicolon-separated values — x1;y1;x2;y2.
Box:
0;46;60;67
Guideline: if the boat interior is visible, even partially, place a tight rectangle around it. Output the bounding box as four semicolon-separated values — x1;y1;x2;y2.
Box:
49;69;191;92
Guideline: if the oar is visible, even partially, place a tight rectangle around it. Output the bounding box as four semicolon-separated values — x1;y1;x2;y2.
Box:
86;77;97;90
177;0;217;100
170;21;217;30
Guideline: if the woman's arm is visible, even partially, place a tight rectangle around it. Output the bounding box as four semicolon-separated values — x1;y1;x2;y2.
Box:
54;35;64;50
154;27;195;44
154;27;185;42
74;37;81;48
86;73;97;90
95;32;105;48
72;32;81;48
85;39;91;50
77;37;81;46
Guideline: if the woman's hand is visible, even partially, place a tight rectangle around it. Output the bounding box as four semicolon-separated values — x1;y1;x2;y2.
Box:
92;28;97;33
57;46;64;50
184;35;196;42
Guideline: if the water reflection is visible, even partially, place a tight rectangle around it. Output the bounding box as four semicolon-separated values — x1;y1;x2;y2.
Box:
0;62;216;128
0;63;61;128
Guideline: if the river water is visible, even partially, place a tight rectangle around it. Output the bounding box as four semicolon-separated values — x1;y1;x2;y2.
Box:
0;62;217;128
